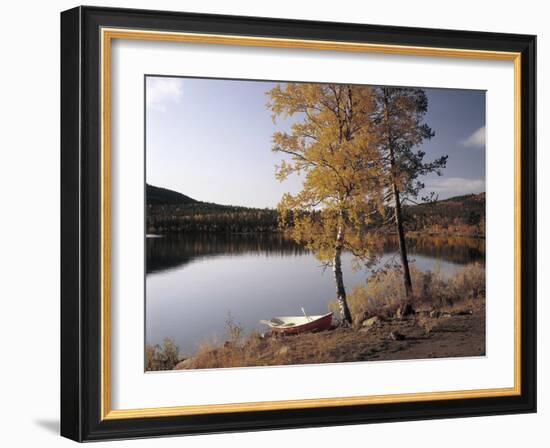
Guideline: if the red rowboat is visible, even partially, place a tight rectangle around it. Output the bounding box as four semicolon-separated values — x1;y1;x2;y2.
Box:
260;311;333;335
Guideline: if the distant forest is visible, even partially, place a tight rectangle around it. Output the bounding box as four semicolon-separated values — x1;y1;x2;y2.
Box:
146;184;485;237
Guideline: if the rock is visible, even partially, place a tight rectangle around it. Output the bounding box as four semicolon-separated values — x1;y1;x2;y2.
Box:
276;346;289;357
175;357;196;370
353;313;369;327
362;316;381;328
389;331;406;341
396;303;415;319
429;310;441;318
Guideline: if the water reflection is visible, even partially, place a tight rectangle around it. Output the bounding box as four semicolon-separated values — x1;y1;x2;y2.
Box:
147;232;485;274
147;233;308;274
383;235;485;265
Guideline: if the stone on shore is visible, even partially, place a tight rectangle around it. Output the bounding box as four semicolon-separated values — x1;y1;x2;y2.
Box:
362;316;381;328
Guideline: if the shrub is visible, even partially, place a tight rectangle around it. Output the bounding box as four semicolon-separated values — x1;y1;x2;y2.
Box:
145;338;180;371
330;262;485;325
224;311;244;346
447;263;486;306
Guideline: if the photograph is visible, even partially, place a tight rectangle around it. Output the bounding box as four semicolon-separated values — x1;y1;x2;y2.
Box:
145;77;487;371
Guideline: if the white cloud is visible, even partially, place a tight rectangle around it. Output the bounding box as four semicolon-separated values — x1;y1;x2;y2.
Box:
424;177;485;199
146;77;183;111
461;126;486;149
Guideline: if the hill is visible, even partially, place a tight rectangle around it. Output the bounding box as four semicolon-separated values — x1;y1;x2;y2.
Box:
146;184;485;236
403;193;485;236
146;184;198;205
146;185;278;234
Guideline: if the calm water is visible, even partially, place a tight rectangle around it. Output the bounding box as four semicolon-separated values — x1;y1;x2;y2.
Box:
146;233;485;356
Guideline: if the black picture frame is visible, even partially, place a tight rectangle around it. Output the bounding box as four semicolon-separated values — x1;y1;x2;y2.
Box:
61;5;536;442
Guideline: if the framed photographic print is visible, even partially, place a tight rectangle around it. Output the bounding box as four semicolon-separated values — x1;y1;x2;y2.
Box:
60;6;536;442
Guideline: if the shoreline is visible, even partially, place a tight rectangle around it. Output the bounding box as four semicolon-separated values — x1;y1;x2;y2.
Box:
148;229;485;239
174;304;485;370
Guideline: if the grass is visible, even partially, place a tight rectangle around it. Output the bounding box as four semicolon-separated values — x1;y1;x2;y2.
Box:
145;338;181;371
180;330;273;369
329;262;486;326
177;326;399;369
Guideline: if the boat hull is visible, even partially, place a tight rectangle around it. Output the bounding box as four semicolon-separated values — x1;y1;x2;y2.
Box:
269;313;333;335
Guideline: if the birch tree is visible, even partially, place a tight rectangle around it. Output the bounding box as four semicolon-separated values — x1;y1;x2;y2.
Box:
267;83;384;325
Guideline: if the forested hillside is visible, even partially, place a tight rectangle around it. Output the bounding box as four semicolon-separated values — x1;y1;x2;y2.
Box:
146;185;484;237
403;193;485;236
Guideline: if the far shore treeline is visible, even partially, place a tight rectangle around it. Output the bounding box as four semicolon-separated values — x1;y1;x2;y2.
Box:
146;183;485;238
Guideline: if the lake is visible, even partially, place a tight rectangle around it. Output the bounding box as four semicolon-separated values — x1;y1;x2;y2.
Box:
146;233;485;356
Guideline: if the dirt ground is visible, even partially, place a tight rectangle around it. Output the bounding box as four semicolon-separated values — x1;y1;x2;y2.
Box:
175;305;486;369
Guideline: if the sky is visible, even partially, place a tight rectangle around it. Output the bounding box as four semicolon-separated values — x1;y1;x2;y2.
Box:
146;76;485;208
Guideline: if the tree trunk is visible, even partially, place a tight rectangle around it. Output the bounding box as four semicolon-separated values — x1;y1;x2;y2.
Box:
383;88;413;300
333;220;352;325
391;180;413;299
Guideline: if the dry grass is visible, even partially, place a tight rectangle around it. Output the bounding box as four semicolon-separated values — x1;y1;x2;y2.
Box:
175;306;486;370
177;331;289;369
145;338;181;371
331;262;485;326
177;328;367;369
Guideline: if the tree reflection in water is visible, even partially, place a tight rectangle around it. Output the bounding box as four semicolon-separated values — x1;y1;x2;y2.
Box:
147;233;485;274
